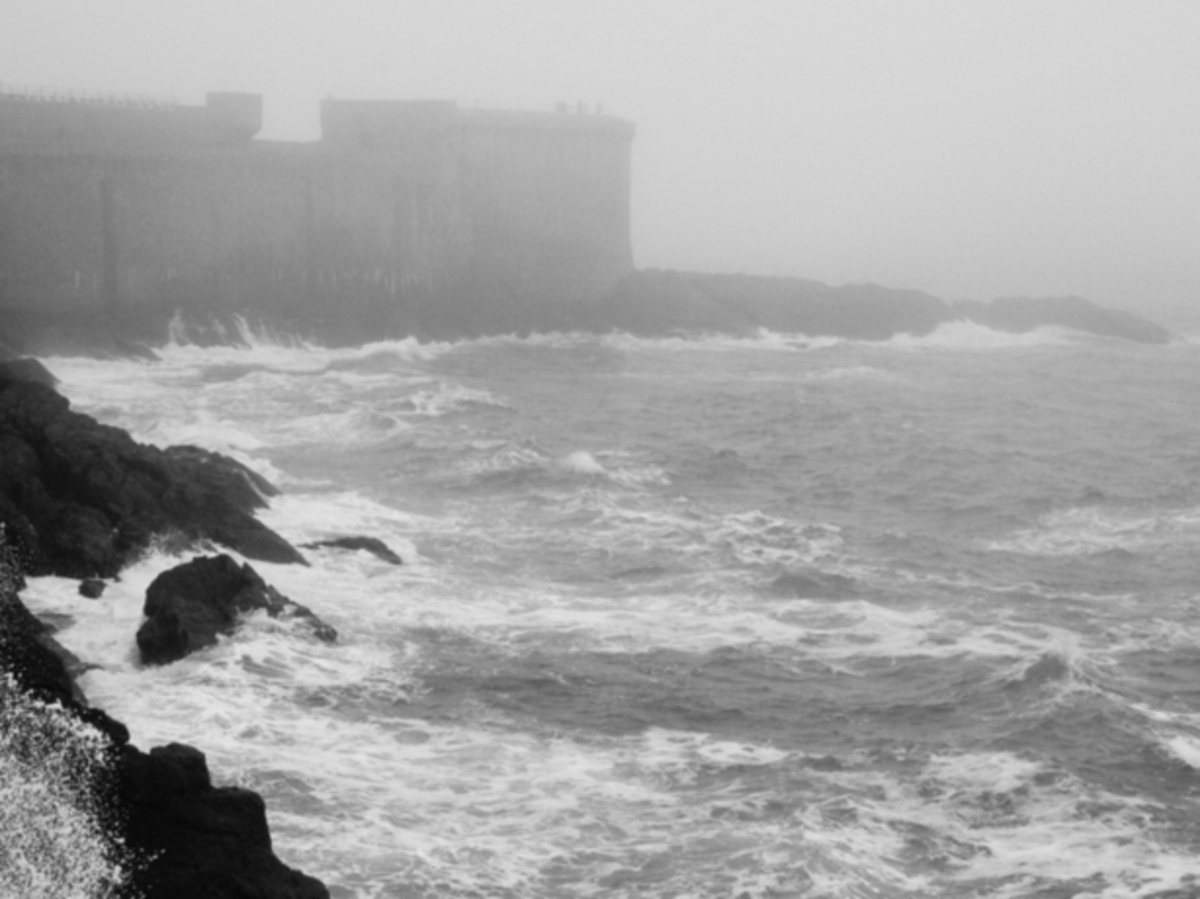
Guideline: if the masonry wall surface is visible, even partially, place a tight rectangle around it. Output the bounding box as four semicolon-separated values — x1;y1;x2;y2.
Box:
0;95;635;333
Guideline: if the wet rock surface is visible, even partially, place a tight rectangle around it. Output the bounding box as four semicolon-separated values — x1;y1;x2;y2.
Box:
119;742;329;899
301;534;404;565
1;536;330;897
137;554;337;666
0;363;305;578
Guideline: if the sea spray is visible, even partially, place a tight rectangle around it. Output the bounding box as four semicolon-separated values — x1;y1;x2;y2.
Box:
0;675;131;898
0;528;132;897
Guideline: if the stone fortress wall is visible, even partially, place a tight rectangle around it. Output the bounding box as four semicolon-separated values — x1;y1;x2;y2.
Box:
0;85;635;330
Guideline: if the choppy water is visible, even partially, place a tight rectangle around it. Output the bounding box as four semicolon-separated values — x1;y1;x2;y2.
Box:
20;320;1200;897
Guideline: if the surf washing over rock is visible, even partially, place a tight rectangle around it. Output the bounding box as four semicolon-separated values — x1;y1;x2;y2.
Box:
5;309;1200;897
0;78;1194;899
0;357;330;897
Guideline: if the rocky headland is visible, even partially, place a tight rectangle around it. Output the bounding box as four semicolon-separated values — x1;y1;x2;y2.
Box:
0;359;329;897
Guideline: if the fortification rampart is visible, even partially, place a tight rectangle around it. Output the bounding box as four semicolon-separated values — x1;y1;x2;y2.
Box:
0;90;634;334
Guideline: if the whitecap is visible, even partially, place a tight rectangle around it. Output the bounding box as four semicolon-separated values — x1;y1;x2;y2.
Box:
985;505;1200;556
890;320;1079;350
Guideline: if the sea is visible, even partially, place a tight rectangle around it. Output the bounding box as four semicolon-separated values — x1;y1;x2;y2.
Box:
16;315;1200;898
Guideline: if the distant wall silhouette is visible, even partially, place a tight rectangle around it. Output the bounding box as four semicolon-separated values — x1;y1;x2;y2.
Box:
0;91;634;331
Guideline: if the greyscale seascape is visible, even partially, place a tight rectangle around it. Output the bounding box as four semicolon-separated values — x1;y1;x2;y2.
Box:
4;5;1200;898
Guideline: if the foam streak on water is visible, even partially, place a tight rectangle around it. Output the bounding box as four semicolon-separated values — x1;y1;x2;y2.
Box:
30;326;1200;896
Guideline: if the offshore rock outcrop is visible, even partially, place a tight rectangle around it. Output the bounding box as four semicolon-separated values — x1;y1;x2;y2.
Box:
138;554;337;666
950;295;1177;344
593;269;1178;344
0;269;1180;360
596;269;949;340
301;535;404;565
0;361;305;577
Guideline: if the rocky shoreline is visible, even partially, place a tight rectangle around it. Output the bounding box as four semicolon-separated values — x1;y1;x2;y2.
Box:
0;269;1179;360
0;359;329;897
0;276;1178;895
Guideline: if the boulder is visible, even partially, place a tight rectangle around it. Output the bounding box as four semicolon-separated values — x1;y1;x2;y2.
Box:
2;572;328;897
0;377;305;578
137;555;337;666
301;535;403;565
79;578;107;599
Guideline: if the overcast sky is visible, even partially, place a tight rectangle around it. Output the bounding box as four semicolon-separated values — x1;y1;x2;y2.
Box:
4;1;1198;312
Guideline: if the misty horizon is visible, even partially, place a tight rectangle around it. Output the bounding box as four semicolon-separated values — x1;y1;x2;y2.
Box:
4;1;1197;318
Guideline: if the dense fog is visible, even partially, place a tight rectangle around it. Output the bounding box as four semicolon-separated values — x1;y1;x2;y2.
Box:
5;0;1198;318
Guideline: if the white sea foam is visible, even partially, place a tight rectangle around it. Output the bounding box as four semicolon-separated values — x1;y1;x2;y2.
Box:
890;320;1079;350
163;317;455;367
399;381;512;417
591;320;1076;353
26;320;1200;896
25;536;1195;899
1123;701;1200;771
986;504;1200;556
815;749;1200;898
1162;735;1200;769
599;327;843;354
555;450;669;489
710;510;844;568
560;450;607;476
798;364;899;383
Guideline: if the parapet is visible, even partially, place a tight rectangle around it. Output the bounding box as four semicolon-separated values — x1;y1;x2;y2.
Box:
0;84;263;149
319;99;459;150
318;98;634;150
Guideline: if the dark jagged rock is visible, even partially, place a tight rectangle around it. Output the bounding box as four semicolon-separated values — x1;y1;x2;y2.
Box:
119;742;329;899
80;578;107;598
1;540;329;898
2;581;92;711
137;554;337;666
163;444;281;503
301;535;403;565
0;375;305;578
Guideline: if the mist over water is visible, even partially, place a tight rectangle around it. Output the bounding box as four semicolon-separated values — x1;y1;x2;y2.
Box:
23;323;1200;897
6;3;1200;308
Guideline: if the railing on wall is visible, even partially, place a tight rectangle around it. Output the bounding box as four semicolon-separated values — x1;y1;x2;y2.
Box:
0;82;180;109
